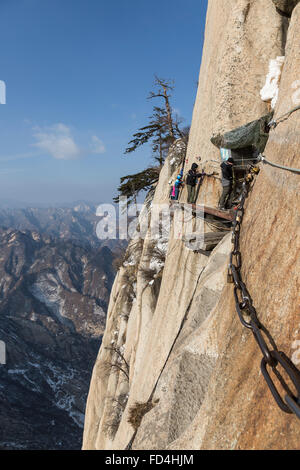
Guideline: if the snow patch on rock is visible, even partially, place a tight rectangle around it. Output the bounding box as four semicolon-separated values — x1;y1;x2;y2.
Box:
260;56;285;109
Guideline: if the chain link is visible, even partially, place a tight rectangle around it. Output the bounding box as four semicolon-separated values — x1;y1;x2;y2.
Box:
228;165;300;419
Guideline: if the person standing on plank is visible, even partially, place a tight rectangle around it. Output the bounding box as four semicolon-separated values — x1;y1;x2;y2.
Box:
219;157;234;210
186;163;203;204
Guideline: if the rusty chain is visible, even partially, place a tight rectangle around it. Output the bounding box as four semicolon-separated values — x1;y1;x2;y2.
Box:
228;165;300;419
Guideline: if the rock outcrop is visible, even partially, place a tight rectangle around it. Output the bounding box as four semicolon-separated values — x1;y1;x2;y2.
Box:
83;0;300;450
272;0;299;16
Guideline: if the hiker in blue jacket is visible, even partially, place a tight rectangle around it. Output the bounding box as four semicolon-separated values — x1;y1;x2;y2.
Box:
171;175;184;201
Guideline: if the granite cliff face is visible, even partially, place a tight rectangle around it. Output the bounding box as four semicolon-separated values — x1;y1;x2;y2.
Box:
83;0;300;450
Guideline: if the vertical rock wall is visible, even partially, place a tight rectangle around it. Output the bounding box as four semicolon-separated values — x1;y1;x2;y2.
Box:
184;0;286;207
169;3;300;449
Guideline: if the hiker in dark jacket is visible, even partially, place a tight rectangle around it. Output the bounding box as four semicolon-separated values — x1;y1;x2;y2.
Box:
219;158;234;210
186;163;202;204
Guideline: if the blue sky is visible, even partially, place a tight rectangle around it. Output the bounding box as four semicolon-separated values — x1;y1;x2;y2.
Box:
0;0;208;205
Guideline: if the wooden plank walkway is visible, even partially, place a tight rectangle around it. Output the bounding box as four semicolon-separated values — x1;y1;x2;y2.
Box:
182;231;229;251
170;201;234;222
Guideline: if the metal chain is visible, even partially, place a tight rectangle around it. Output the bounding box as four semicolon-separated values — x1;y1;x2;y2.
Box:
228;165;300;419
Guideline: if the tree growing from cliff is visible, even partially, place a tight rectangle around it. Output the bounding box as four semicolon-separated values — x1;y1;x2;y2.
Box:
114;167;161;207
103;346;130;381
103;394;129;439
125;106;174;167
114;77;187;206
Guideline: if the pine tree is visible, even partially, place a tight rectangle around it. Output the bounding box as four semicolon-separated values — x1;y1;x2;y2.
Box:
113;167;160;206
114;77;187;206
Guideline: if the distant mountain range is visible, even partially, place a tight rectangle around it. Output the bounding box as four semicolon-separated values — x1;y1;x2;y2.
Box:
0;201;126;251
0;204;126;449
0;199;100;210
